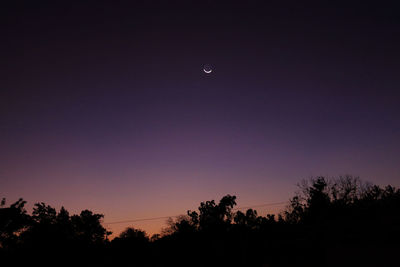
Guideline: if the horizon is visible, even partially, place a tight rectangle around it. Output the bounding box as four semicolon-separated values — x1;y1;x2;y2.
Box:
3;175;397;237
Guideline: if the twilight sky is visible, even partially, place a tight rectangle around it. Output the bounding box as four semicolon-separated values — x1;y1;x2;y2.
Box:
1;1;400;236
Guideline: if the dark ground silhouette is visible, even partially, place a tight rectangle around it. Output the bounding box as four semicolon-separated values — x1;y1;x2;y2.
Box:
1;175;399;267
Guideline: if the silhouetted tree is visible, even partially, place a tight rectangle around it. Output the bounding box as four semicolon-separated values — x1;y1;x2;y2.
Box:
109;227;150;266
187;194;237;232
162;215;196;236
0;198;30;250
71;210;108;245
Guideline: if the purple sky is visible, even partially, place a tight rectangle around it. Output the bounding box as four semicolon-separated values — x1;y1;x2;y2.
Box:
1;1;400;235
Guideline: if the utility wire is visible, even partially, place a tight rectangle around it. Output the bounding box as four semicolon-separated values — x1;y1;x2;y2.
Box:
103;201;287;225
104;215;177;225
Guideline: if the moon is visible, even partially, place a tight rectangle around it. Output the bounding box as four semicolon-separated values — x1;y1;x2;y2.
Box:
203;64;212;74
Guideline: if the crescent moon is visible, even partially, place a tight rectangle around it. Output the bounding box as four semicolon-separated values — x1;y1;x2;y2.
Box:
204;69;212;73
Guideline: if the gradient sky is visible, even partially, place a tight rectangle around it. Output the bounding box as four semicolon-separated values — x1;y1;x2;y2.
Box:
1;1;400;236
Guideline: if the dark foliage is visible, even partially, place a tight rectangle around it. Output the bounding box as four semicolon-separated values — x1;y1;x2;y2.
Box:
1;176;399;267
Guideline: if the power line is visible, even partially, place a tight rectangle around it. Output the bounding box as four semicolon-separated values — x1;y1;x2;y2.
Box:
103;201;287;225
104;215;178;225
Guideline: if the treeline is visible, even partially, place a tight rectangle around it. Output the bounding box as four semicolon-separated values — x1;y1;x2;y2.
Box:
1;176;399;267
